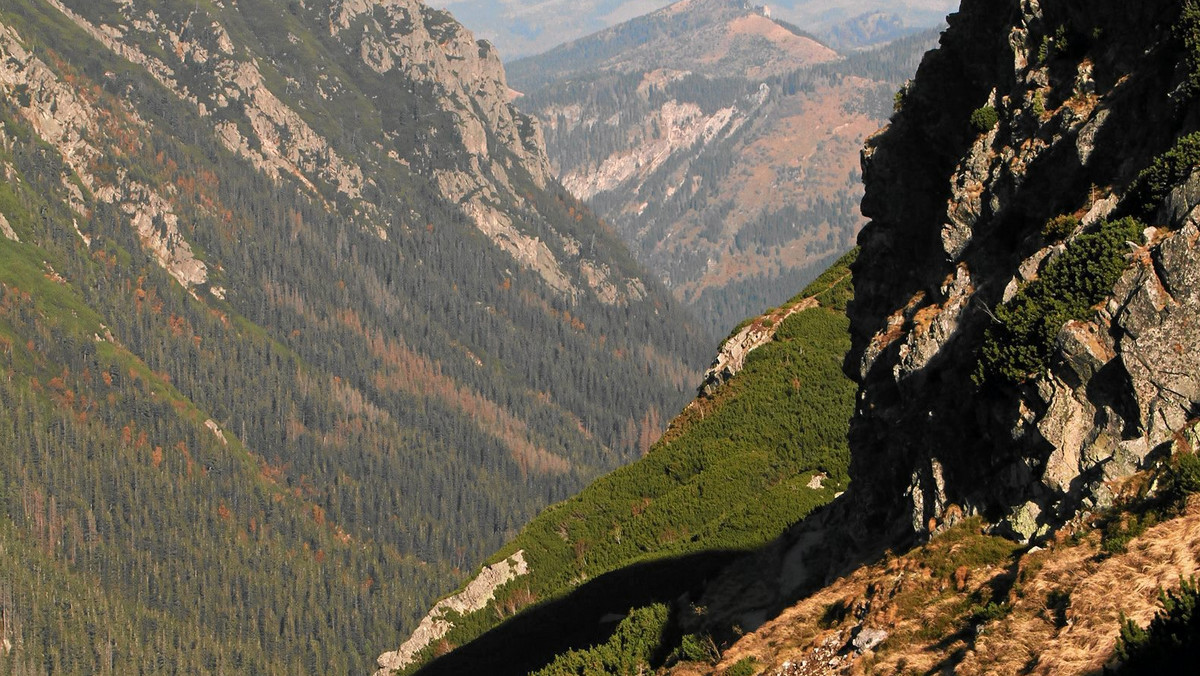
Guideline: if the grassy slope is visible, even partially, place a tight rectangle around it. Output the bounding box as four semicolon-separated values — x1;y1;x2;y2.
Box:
682;490;1200;676
406;249;858;674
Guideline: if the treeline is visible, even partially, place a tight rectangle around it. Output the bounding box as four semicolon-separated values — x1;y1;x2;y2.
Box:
773;27;943;97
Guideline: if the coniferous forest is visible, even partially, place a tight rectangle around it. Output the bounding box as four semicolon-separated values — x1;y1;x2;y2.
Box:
0;0;711;672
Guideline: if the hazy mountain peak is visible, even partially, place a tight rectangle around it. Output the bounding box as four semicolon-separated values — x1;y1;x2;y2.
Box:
428;0;957;60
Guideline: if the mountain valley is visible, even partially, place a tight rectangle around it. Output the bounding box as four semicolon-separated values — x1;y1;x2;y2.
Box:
5;0;1200;674
508;0;938;336
0;0;709;671
396;0;1200;673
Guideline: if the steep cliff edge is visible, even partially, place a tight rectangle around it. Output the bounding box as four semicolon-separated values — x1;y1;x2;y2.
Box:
848;0;1200;544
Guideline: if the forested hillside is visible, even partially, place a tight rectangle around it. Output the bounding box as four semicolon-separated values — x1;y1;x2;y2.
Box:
382;252;857;675
0;0;710;672
509;0;938;335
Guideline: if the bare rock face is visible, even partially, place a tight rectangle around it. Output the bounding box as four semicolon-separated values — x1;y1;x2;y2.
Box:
845;0;1199;543
0;18;208;289
327;0;551;185
22;0;644;306
699;297;817;396
0;212;18;242
374;551;529;676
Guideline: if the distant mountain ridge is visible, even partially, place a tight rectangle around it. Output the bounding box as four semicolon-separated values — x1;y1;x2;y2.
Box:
505;0;837;94
427;0;957;60
508;0;938;335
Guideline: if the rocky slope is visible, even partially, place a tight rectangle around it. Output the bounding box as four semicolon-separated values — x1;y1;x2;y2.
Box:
847;0;1200;545
666;0;1200;659
509;0;937;336
673;497;1200;676
0;0;711;671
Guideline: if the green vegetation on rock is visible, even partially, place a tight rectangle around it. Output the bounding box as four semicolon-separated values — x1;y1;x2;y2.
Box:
1176;0;1200;99
1127;132;1200;216
969;105;999;134
1114;578;1200;673
725;656;762;676
530;604;670;676
975;217;1140;387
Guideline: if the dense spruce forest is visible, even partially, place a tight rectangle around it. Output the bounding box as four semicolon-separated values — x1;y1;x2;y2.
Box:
0;0;711;672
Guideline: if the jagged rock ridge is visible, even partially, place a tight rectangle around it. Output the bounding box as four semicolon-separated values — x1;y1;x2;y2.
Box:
847;0;1200;542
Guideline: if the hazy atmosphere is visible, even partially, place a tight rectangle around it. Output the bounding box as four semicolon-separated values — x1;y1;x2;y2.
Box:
427;0;959;59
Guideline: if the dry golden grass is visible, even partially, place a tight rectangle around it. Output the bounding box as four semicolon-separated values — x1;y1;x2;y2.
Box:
672;500;1200;676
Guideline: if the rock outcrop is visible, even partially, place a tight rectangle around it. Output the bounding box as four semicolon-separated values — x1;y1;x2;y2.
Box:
19;0;644;305
374;551;529;675
699;297;817;396
0;19;208;289
845;0;1200;543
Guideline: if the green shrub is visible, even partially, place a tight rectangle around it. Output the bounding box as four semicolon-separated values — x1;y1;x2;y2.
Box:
1127;132;1200;217
725;656;761;676
674;633;719;664
1113;578;1200;673
1037;25;1069;64
968;601;1011;625
1167;452;1200;505
1042;214;1079;241
975;217;1140;387
532;604;670;676
969;105;999;134
1101;511;1158;555
1032;90;1046;117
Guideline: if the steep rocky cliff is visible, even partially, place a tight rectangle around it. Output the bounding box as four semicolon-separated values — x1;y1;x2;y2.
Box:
663;0;1200;643
847;0;1200;544
29;0;658;303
